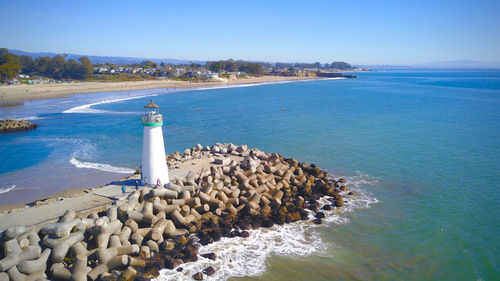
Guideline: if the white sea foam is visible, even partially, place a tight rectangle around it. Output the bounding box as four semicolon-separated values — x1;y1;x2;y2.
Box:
69;157;134;174
62;94;154;114
155;172;378;281
61;78;340;114
0;185;16;195
325;172;379;222
186;77;344;93
24;116;42;120
156;222;325;281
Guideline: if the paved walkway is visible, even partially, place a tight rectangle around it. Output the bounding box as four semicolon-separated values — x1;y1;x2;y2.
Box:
0;155;242;232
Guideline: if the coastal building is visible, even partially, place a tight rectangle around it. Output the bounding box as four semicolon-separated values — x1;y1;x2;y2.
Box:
141;99;169;186
199;72;219;79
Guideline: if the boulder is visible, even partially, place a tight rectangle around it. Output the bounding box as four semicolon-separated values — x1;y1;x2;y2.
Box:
202;266;215;276
0;119;38;133
240;157;260;173
192;272;203;280
214;157;230;165
200;253;216;261
236;145;248;152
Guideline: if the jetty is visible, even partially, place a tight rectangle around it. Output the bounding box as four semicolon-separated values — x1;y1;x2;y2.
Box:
0;143;352;280
0;118;37;133
315;72;357;78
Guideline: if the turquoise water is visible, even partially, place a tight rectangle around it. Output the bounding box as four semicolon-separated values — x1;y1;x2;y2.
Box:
0;69;499;280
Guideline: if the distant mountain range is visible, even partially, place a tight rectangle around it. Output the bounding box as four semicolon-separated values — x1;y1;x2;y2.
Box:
6;49;500;69
9;49;204;65
360;60;500;69
410;60;500;69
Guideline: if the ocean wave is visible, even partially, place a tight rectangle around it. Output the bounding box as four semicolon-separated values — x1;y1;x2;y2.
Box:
157;221;325;281
188;77;341;92
0;185;16;195
156;173;378;281
24;116;42;120
62;94;155;114
69;157;135;174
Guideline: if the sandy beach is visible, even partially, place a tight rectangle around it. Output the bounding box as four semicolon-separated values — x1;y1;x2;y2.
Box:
0;76;317;103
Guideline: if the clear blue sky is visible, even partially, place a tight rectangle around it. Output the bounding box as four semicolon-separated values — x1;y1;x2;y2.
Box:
1;0;499;65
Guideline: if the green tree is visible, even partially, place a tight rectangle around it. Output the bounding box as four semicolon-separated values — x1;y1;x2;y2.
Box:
52;55;67;79
141;60;155;68
239;62;263;76
208;61;223;73
224;59;238;72
35;56;55;76
19;55;35;74
0;49;21;82
330;62;353;70
66;59;86;79
78;57;94;79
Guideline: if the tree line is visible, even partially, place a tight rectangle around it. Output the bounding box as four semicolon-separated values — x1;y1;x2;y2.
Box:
0;48;93;82
207;59;267;76
275;61;354;70
1;47;357;83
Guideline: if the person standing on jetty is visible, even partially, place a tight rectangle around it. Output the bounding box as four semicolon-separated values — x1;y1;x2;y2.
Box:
156;178;161;187
121;186;126;194
135;180;139;190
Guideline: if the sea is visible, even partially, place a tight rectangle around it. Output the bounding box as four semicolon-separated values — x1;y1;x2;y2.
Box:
0;69;499;280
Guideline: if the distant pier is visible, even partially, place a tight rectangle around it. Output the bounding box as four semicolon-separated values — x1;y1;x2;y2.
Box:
315;72;357;78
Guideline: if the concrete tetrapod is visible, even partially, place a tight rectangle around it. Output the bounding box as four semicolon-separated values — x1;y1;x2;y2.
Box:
49;263;71;281
96;244;139;264
7;265;46;281
121;266;137;281
0;239;41;271
41;219;84;238
93;219;122;248
71;255;89;281
2;226;26;241
17;248;51;275
42;231;84;263
87;255;129;281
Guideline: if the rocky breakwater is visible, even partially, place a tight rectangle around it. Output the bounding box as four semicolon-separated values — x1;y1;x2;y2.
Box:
0;119;38;133
0;143;353;281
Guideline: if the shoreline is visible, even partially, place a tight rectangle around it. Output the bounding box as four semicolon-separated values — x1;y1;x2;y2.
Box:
0;75;339;207
0;76;320;103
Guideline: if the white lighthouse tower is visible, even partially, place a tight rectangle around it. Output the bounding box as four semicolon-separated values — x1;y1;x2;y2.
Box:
141;99;169;186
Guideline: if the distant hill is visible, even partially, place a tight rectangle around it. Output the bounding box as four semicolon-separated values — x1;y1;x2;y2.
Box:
358;60;500;70
9;49;204;65
410;60;500;69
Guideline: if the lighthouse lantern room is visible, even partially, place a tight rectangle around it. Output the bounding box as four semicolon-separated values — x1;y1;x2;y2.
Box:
141;99;169;186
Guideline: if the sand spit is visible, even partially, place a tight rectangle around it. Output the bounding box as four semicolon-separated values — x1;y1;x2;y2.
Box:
0;143;354;280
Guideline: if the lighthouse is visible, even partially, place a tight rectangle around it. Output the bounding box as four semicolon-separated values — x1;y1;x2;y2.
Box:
141;99;169;186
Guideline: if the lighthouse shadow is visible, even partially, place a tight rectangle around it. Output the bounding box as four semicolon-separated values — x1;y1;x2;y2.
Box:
109;179;137;186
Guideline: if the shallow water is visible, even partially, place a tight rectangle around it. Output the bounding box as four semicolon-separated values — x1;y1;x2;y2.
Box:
1;69;499;279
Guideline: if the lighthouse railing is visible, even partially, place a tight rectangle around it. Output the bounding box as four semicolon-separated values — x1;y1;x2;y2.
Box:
142;114;163;123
